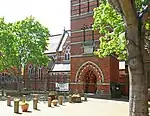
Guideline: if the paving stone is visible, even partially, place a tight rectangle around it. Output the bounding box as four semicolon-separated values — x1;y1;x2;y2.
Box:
0;98;129;116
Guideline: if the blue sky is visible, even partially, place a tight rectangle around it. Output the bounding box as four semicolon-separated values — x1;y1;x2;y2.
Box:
0;0;70;34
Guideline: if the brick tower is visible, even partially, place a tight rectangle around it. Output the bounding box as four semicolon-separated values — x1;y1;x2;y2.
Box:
70;0;119;98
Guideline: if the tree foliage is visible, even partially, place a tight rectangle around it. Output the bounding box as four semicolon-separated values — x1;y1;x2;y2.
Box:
93;0;149;60
135;0;148;10
93;2;126;60
93;0;150;116
0;16;50;75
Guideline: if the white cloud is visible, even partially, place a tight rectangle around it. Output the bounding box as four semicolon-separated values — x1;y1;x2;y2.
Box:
0;0;70;34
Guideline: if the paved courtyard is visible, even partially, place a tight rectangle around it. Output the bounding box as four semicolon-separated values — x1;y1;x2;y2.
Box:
0;98;129;116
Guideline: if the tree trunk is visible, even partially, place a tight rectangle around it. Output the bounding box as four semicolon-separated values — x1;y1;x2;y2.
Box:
107;0;149;115
17;66;22;93
116;1;149;116
127;24;148;116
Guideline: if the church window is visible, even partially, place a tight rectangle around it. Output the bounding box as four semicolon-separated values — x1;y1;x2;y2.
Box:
28;64;32;78
64;45;70;61
38;66;43;79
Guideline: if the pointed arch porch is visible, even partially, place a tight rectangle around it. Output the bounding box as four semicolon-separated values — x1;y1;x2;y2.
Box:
75;61;104;83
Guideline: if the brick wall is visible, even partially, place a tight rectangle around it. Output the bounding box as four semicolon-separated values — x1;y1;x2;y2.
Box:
109;56;119;83
70;56;113;95
70;0;113;97
71;0;99;16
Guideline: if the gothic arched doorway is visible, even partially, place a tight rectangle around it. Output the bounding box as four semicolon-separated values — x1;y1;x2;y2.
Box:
75;61;104;93
84;70;97;93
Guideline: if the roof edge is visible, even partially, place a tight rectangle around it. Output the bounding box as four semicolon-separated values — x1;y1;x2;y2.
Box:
56;30;69;52
50;34;62;37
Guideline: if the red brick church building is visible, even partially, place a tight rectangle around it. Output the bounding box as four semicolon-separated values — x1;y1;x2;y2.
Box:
69;0;128;98
0;0;128;98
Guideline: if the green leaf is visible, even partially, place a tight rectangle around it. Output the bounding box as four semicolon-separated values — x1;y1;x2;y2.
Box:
0;16;50;75
93;2;127;60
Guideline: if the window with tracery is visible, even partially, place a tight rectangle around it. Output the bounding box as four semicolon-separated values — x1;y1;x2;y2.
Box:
28;64;32;78
38;66;43;79
64;45;70;61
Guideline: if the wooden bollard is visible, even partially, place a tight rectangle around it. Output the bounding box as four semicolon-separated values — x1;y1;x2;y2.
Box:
1;88;4;96
34;94;38;103
22;95;26;103
7;96;11;106
58;96;63;105
84;93;87;101
48;97;51;107
33;98;38;110
14;99;19;113
34;94;38;99
69;95;72;103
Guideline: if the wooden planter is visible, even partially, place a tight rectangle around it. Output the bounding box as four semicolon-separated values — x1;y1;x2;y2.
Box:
48;94;56;101
21;104;29;112
52;100;58;106
72;94;81;103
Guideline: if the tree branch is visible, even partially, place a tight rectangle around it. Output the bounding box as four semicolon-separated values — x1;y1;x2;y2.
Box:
141;6;149;26
108;0;122;14
148;1;150;15
118;0;138;26
131;0;137;14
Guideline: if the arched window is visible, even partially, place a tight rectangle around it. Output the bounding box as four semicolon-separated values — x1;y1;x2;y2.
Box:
64;45;70;61
28;64;32;78
38;66;43;79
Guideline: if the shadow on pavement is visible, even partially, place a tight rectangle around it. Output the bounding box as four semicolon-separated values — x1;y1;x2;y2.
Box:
86;94;129;102
23;111;32;113
33;109;41;111
15;112;22;114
